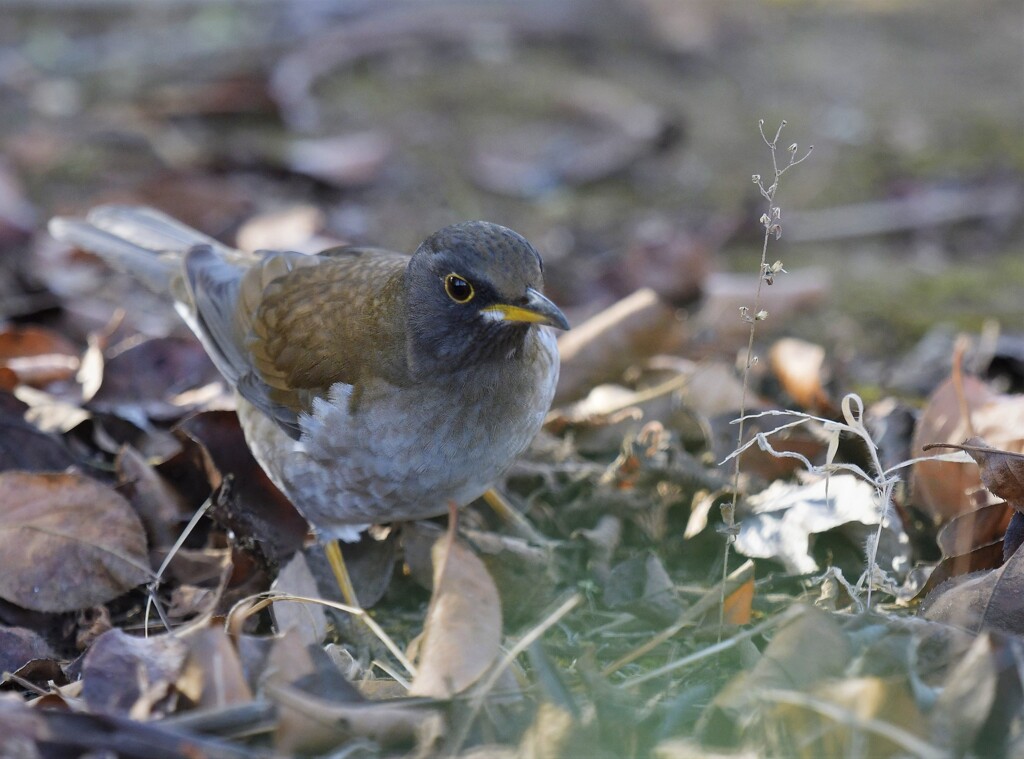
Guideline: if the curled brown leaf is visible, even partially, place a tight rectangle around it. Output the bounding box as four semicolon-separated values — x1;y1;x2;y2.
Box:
409;536;502;699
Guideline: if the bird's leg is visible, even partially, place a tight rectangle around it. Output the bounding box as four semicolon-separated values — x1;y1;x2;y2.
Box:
482;488;549;544
324;540;361;608
444;499;459;553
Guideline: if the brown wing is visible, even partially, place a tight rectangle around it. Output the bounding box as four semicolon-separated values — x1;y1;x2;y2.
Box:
183;244;410;438
241;246;412;411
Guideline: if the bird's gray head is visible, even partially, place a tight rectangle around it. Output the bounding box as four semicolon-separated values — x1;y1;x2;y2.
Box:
405;221;569;376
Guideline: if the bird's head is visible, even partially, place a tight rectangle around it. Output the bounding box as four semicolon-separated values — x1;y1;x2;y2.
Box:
405;221;569;375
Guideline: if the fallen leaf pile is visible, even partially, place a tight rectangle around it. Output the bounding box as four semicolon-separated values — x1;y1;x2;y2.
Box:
0;2;1023;757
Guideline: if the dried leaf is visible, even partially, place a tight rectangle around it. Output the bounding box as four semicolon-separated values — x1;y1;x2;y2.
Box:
330;528;400;609
17;384;90;434
1004;510;1024;559
734;475;908;576
912;377;997;523
912;501;1014;601
80;628;188;718
402;520;442;590
925;435;1024;560
699;606;851;743
158;547;233;622
0;472;150;612
0;624;57;674
947;437;1024;511
547;379;699;458
769;337;832;413
0;392;75;472
176;622;253;709
235;205;327;253
175;411;307;565
915;541;1005;603
516;701;588;759
722;576;754;626
931;632;1022;756
0;696;47;755
116;444;189;548
680;362;759;420
922;534;1024;634
271;679;441;754
603;553;683;625
271;552;330;646
463;527;561;628
936;500;1013;557
0;325;79;388
615;218;714;304
266;628;365;754
89;336;223;421
761;676;927;758
0;694;257;758
143;74;276;119
408;536;502;698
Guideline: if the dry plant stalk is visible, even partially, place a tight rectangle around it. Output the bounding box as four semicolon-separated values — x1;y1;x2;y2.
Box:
723;395;969;608
722;121;812;621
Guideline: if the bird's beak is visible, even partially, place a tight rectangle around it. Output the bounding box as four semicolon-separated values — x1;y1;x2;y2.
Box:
481;287;571;331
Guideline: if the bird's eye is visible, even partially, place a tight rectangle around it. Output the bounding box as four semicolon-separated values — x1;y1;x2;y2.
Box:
444;273;474;303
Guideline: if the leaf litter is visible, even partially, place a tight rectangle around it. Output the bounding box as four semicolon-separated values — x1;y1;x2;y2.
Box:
1;3;1023;757
7;234;1024;757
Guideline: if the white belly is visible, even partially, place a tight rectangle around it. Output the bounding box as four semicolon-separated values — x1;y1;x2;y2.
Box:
238;328;559;541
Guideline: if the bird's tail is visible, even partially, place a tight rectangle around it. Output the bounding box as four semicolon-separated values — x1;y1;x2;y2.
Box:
48;205;233;293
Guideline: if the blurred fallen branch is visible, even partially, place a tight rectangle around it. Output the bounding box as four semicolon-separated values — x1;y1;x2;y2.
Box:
788;183;1023;243
556;288;683;403
695;268;829;341
0;697;265;759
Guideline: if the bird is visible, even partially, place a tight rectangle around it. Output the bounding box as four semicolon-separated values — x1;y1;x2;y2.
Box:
49;206;569;603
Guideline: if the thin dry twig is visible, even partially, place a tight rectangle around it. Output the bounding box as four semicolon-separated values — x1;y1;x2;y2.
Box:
620;604;805;689
722;394;968;608
722;121;812;627
144;494;213;636
225;591;416;678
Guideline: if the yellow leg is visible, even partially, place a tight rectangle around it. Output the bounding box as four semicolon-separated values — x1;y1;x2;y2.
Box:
444;499;459;555
482;488;547;543
324;539;361;608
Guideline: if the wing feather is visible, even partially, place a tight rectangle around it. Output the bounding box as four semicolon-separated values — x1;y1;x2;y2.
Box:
183;244;411;438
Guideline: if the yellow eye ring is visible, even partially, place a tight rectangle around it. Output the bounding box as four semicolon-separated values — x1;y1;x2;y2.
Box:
444;273;474;303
